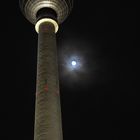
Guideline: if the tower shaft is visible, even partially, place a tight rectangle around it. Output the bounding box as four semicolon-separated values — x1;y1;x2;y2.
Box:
34;22;63;140
19;1;73;139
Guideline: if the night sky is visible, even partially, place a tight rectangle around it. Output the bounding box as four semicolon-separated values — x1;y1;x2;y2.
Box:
1;1;137;140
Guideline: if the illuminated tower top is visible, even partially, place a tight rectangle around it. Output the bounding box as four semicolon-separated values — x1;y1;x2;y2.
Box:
19;0;73;25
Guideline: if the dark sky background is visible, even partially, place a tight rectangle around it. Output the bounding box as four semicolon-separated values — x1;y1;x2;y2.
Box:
1;1;137;140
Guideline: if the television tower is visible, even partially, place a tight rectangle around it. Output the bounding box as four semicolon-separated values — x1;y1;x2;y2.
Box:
19;0;73;140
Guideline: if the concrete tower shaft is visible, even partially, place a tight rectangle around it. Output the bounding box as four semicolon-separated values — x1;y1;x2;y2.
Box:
34;21;63;140
19;0;73;140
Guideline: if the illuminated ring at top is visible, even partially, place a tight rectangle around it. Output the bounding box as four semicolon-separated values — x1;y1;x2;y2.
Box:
19;0;73;25
35;18;59;33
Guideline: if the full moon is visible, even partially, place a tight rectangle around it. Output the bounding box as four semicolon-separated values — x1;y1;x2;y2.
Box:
72;61;77;66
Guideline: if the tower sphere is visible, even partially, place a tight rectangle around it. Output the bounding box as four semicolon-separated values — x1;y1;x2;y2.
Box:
19;0;73;25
